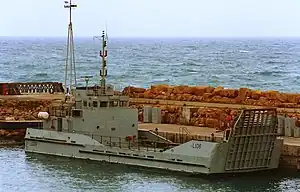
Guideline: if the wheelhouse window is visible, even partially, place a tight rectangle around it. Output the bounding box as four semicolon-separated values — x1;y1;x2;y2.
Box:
72;109;83;117
100;101;108;108
92;101;98;107
83;101;87;107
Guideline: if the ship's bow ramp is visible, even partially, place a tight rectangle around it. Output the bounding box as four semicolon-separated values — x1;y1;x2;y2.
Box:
224;108;281;172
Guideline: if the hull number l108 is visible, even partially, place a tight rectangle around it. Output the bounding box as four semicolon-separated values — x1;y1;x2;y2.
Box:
191;143;202;149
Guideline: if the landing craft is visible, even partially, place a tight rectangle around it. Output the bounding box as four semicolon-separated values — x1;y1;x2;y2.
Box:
24;30;283;175
24;1;283;175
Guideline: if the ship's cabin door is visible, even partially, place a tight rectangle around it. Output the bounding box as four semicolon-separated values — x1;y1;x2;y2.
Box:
223;129;231;142
57;118;63;132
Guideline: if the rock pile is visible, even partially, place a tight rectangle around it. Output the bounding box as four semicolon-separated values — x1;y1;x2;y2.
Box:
0;129;26;138
189;108;240;130
0;100;53;121
126;83;300;129
124;85;300;108
130;102;300;129
130;104;241;130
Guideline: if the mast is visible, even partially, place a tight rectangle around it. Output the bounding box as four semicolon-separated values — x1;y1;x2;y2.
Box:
64;0;77;93
99;30;108;95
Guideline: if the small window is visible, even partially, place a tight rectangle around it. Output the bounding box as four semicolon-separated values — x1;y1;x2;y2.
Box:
100;101;108;107
93;101;98;107
111;127;116;131
83;101;87;107
72;109;82;117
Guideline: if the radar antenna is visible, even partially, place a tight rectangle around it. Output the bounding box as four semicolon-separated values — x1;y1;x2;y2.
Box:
64;0;77;93
93;30;108;95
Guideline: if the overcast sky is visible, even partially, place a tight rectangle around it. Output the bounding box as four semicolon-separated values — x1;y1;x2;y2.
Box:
0;0;300;37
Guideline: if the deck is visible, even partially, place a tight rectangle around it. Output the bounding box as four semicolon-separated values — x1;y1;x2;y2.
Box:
138;123;224;143
139;123;223;137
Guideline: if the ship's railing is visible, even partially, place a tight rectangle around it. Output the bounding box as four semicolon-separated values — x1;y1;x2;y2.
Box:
0;82;64;95
18;82;64;94
76;84;117;97
147;128;221;143
178;126;191;143
49;106;72;117
73;130;180;152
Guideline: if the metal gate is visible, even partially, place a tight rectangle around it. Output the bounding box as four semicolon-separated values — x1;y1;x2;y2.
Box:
224;108;278;171
0;82;64;95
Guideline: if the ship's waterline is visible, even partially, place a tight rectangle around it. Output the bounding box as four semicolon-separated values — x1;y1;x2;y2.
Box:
1;147;300;192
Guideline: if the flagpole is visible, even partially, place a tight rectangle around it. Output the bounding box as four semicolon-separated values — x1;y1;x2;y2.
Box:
64;0;77;93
